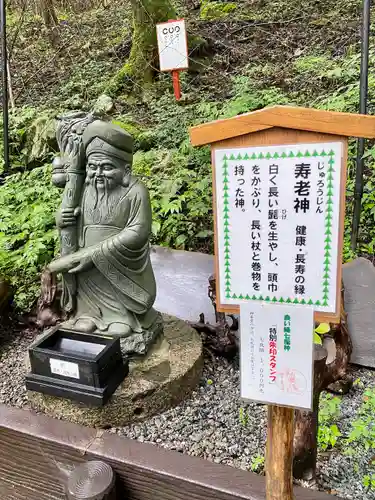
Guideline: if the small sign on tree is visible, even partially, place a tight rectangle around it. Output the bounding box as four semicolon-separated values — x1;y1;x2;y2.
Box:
156;19;188;100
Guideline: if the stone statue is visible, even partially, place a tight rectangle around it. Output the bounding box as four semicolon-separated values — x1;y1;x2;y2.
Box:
48;116;162;355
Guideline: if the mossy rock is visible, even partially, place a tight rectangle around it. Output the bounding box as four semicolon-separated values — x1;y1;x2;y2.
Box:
112;119;155;151
105;63;135;96
200;0;237;20
27;112;57;165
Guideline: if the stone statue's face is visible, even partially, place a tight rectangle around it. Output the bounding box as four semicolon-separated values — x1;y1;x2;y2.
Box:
86;153;128;191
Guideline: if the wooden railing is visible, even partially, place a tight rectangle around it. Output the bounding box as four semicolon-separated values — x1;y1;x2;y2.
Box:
0;404;340;500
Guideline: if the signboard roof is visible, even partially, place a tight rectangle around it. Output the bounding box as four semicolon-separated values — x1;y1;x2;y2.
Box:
189;105;375;146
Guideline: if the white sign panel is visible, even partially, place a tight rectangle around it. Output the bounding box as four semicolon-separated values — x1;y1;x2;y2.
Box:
156;19;188;71
215;142;342;313
240;302;313;409
50;358;80;379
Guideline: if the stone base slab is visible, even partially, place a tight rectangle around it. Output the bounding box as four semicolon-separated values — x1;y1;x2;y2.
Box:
26;314;203;428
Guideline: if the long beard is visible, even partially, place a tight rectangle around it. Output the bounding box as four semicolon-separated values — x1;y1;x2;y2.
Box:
87;178;111;209
83;179;121;225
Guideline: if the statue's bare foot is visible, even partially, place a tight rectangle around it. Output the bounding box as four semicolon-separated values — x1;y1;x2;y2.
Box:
74;318;97;333
108;323;132;337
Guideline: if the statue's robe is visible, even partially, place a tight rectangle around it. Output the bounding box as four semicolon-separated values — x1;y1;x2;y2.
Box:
67;177;157;334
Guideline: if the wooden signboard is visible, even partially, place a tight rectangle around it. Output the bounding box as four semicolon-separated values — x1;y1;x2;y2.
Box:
190;105;375;324
190;105;375;500
213;138;345;324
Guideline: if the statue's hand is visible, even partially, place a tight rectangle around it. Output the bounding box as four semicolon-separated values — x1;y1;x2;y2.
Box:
58;207;81;228
68;256;93;274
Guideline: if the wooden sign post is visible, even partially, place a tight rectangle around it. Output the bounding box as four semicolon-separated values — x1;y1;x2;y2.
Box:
156;19;188;101
189;105;375;499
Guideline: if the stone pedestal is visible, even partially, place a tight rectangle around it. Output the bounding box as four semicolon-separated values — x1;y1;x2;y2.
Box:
27;314;203;428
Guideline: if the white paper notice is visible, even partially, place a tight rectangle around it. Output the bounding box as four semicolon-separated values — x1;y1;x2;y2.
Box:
215;142;342;314
156;20;188;71
50;358;80;379
240;302;313;410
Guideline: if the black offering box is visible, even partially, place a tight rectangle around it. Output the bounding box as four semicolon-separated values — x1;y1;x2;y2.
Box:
26;328;128;407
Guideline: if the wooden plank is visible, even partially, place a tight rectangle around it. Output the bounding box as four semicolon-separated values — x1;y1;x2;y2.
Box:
211;128;346;324
190;105;375;146
0;404;340;500
191;117;272;146
264;106;375;141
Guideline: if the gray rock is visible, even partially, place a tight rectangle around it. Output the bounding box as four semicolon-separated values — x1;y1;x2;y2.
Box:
343;257;375;367
92;94;114;114
120;312;163;356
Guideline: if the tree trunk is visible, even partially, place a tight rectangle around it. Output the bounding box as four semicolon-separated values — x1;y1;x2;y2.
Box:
39;0;58;27
293;346;327;481
293;284;352;481
38;0;59;45
116;0;176;92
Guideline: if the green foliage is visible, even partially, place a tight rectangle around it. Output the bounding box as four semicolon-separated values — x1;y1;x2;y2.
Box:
106;62;135;97
353;377;365;389
293;55;337;75
347;387;375;450
342;139;375;257
363;474;375;490
133;147;213;251
318;394;342;451
200;0;237;20
314;322;331;345
0;166;60;309
239;406;249;426
142;95;201;149
112;118;152;151
250;453;265;473
3;0;375;313
221;76;291;118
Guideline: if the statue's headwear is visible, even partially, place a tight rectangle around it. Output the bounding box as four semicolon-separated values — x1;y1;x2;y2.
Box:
82;120;133;163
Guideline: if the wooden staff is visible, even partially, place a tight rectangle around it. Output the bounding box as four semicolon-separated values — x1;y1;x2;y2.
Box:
54;112;95;313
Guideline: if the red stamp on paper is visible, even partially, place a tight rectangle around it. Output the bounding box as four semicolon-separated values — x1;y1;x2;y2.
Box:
275;368;307;394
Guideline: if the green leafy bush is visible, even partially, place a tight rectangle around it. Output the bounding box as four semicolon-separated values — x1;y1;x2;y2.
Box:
0;165;60;309
318;393;342;451
133;147;213;251
1;0;375;314
250;454;265;473
363;474;375;490
347;387;375;450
